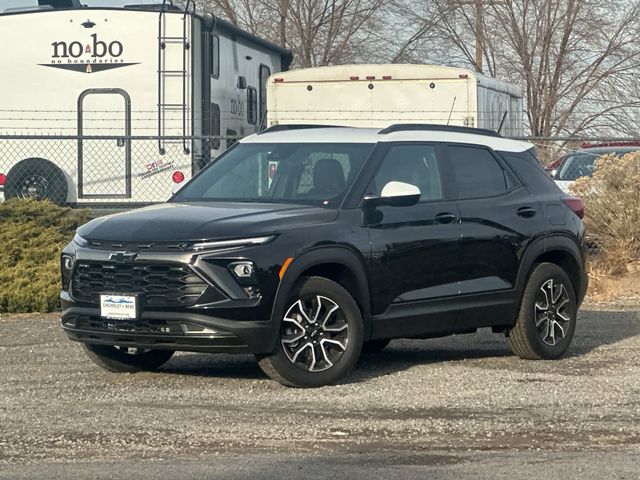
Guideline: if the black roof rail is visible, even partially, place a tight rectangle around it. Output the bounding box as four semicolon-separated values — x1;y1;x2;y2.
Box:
378;123;502;137
258;124;345;134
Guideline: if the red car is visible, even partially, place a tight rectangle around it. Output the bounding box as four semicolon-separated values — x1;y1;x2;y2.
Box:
546;141;640;172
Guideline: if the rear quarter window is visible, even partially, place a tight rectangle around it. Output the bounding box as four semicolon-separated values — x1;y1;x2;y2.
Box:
498;148;560;193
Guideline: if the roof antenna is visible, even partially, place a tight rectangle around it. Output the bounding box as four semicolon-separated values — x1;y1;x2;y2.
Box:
497;110;508;135
446;96;457;126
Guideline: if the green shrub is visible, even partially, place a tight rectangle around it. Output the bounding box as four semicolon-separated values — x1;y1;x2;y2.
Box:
0;199;89;313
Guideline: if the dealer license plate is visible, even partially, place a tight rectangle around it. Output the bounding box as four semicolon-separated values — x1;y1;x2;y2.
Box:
100;294;138;320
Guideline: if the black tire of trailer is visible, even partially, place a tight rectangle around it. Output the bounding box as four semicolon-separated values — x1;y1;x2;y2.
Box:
5;158;69;205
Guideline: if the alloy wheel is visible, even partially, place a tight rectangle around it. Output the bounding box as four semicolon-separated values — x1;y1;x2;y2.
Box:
281;295;349;372
534;278;572;346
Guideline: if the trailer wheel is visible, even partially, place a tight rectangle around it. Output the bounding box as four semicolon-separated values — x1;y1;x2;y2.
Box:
5;158;68;205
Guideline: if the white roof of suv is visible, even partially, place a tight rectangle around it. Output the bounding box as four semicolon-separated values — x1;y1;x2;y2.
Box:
241;126;533;153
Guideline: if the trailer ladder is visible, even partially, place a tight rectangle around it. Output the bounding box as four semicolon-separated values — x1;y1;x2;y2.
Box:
157;0;194;155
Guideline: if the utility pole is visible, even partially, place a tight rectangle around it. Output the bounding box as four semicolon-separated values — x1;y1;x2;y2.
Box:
475;0;483;72
449;0;500;74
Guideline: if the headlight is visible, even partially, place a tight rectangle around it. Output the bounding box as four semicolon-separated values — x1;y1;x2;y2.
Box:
73;233;88;247
191;235;274;251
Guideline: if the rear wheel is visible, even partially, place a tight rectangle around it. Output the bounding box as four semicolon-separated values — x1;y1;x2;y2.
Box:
82;344;174;373
4;158;68;205
257;276;364;387
508;263;577;360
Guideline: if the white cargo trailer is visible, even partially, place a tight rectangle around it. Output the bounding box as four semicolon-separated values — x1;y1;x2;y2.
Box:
0;0;291;204
267;64;523;136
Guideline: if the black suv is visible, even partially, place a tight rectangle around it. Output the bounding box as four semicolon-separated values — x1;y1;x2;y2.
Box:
60;125;588;387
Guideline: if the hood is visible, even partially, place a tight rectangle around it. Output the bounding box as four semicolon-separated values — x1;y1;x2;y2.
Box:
77;202;337;242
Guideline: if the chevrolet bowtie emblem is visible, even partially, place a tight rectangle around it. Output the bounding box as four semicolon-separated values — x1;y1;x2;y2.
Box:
109;251;138;262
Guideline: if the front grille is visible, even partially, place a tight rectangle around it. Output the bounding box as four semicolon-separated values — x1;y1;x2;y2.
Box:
71;261;208;307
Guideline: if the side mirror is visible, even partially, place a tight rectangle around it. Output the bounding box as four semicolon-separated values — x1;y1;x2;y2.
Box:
237;76;247;89
363;181;421;208
550;169;558;179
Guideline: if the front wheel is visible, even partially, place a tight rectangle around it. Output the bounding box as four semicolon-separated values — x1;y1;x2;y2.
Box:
257;276;364;387
82;344;174;373
508;262;577;360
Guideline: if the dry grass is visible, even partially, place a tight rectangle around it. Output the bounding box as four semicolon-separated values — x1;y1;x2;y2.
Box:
571;152;640;303
586;257;640;304
572;152;640;270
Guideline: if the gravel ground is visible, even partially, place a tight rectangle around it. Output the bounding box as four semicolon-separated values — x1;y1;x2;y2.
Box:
1;306;639;478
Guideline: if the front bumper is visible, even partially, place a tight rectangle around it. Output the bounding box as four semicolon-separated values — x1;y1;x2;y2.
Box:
59;238;290;354
60;302;276;354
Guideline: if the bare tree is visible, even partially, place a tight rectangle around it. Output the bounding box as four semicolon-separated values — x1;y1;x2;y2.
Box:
188;0;640;141
386;0;640;138
492;0;640;137
196;0;384;67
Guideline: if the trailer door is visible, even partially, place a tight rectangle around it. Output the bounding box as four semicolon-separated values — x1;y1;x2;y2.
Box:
77;89;131;198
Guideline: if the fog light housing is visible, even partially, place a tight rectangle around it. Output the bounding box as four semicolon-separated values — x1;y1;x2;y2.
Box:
61;254;74;290
231;262;255;278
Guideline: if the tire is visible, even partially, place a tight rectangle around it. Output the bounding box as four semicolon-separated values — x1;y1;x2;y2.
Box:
508;262;577;360
361;338;391;354
82;343;175;373
4;158;68;205
256;276;364;388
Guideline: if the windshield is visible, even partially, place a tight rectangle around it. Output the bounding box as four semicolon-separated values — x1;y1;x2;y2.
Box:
172;143;374;207
556;149;637;181
556;153;597;181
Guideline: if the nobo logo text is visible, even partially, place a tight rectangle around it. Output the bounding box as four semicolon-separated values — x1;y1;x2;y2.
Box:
51;34;124;59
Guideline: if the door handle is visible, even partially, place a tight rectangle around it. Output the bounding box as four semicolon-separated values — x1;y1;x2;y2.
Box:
434;212;457;224
517;206;537;218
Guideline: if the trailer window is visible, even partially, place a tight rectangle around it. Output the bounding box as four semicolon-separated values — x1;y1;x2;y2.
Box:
210;103;220;150
247;87;258;125
209;34;219;79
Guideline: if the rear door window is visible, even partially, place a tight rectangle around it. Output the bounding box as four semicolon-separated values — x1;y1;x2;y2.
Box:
445;145;509;199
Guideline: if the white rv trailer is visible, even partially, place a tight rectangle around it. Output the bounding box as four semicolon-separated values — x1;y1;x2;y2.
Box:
267;64;523;136
0;0;291;204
